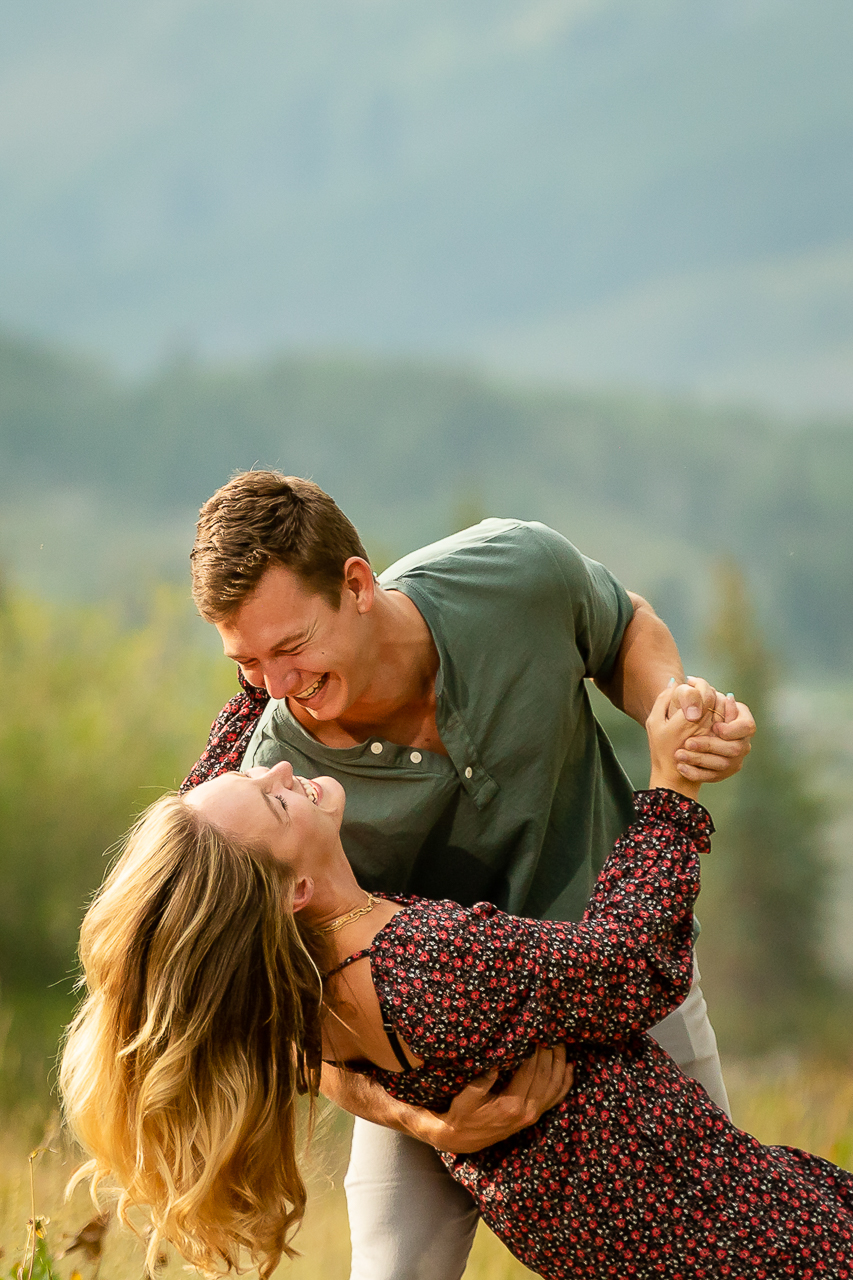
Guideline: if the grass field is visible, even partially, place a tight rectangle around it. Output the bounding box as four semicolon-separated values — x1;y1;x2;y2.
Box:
1;1059;852;1280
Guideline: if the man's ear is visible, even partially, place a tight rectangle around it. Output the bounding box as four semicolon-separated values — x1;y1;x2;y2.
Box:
292;876;315;913
342;557;376;614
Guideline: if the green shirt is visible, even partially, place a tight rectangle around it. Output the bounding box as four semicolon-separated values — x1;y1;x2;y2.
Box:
244;519;635;923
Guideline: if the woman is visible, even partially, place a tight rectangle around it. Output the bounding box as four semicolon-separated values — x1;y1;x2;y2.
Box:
60;692;853;1279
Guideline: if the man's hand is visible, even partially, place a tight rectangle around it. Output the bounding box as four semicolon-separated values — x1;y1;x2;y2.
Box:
321;1047;574;1155
409;1045;574;1154
668;677;755;784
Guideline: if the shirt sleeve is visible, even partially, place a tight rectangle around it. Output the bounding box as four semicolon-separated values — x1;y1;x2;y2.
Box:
526;522;634;681
372;790;709;1069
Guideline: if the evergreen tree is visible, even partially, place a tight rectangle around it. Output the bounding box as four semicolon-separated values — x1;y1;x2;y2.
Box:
698;561;846;1053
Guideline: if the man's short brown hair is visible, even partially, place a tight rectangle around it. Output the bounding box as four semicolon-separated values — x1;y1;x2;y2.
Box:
190;472;369;621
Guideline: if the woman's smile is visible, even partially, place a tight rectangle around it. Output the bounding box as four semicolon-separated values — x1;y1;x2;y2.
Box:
296;776;321;804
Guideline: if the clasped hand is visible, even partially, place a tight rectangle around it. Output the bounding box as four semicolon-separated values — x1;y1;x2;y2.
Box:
666;676;754;784
415;1045;574;1154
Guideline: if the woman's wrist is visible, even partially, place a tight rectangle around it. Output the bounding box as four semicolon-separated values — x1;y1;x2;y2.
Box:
647;770;703;802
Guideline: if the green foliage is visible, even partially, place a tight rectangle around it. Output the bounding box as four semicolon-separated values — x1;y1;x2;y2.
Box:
697;563;851;1053
10;1228;60;1280
0;580;233;998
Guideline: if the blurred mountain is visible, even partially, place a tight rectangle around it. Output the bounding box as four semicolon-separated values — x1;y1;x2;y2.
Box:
1;330;851;673
0;0;851;410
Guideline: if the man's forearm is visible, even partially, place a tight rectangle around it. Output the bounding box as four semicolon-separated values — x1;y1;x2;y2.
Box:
321;1048;575;1155
321;1063;435;1141
595;592;684;725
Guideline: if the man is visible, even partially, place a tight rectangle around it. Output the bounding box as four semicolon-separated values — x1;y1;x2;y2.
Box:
184;471;755;1280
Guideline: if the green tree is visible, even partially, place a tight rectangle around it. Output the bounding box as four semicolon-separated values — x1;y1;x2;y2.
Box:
698;562;847;1053
0;579;234;1104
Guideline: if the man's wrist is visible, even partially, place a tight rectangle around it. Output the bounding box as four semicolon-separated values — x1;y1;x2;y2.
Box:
396;1105;476;1152
401;1105;444;1145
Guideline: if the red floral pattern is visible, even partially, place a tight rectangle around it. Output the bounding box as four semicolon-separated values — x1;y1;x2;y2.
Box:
340;790;853;1278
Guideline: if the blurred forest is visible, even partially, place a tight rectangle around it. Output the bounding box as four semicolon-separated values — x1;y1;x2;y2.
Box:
0;581;234;1108
2;329;853;667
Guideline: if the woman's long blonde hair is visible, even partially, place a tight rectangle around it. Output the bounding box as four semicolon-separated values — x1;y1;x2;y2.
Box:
60;793;329;1278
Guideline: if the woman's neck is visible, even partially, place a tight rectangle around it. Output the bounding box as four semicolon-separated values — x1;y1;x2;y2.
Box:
297;839;374;929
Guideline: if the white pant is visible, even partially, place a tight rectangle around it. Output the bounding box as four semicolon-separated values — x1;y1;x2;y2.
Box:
344;963;729;1280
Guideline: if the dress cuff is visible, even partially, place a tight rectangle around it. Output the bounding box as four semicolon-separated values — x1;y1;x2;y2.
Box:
632;788;715;846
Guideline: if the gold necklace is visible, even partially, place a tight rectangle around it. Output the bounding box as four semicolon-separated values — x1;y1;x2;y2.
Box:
319;892;380;934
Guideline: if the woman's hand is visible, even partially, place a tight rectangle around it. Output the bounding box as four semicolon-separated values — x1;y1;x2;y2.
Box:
647;684;715;801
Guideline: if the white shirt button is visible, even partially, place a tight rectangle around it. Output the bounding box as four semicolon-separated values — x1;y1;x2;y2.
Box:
410;751;422;764
464;766;473;779
370;741;383;755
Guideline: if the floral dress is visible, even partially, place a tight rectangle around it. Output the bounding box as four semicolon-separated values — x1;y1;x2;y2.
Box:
332;790;853;1279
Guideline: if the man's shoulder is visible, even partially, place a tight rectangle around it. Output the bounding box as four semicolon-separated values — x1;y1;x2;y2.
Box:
379;518;631;671
379;518;566;588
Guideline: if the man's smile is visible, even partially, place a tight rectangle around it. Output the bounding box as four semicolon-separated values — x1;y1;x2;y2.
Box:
294;672;329;702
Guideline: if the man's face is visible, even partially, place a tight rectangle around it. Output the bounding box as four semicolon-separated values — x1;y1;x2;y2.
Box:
215;561;375;720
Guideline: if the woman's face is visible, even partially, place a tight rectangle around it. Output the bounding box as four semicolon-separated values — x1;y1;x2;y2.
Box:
185;762;346;872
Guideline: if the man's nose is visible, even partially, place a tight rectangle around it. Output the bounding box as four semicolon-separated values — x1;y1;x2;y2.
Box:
263;662;304;700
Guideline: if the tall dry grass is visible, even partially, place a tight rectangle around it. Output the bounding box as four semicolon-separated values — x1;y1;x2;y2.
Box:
1;1060;851;1280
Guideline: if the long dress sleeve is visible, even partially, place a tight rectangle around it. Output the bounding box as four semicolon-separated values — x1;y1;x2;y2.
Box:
532;787;711;1044
367;789;712;1087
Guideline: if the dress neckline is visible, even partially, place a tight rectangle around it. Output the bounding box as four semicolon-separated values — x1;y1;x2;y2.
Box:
321;938;415;1073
